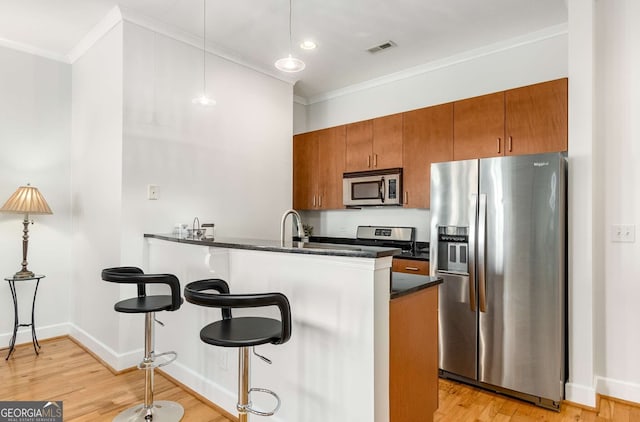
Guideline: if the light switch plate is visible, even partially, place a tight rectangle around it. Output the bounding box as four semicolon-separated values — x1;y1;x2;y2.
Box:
611;224;635;242
147;184;159;200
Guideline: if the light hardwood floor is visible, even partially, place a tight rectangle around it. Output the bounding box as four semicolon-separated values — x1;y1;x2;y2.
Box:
1;337;638;421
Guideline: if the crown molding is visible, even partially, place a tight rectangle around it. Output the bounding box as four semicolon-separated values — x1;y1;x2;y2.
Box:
0;36;69;63
304;23;568;105
293;95;309;106
67;6;123;64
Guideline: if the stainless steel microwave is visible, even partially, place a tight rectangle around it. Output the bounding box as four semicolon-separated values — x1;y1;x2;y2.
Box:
343;168;402;207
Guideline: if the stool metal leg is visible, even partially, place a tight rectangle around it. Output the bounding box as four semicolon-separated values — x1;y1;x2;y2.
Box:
236;347;282;421
237;347;250;422
113;312;184;422
144;312;155;414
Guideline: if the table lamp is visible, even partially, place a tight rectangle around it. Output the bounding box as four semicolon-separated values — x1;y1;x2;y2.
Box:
0;184;53;278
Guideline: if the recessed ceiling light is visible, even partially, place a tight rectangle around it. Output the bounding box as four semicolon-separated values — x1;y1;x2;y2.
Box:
300;40;317;50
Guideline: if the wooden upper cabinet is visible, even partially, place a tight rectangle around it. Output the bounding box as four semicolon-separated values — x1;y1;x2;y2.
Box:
345;114;403;172
402;103;453;209
345;120;373;172
293;132;317;210
505;78;568;155
293;127;345;210
316;126;346;209
296;78;567;210
453;92;505;160
373;114;403;169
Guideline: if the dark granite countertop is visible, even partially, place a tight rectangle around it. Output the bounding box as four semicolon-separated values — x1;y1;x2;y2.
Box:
390;273;442;299
395;251;429;261
144;233;401;259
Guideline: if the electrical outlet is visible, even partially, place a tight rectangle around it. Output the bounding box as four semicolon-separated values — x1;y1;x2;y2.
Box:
147;184;159;200
611;224;635;242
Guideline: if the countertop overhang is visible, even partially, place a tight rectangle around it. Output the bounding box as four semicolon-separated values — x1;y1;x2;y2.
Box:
144;233;401;258
391;273;442;299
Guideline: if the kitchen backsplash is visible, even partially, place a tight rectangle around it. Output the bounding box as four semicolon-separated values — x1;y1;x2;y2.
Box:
300;208;431;241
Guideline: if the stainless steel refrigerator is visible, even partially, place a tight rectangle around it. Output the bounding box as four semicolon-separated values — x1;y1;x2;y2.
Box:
429;152;567;410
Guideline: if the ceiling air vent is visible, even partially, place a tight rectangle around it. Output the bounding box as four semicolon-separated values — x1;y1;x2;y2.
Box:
367;40;397;54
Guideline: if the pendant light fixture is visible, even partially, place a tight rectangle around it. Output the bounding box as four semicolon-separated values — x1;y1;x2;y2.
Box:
192;0;216;106
275;0;305;73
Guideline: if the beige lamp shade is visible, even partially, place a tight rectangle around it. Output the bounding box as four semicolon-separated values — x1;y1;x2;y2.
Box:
0;185;53;215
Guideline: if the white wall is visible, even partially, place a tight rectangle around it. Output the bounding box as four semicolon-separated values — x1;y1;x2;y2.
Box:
69;22;124;361
121;22;293;250
0;46;72;346
566;0;597;406
594;0;640;403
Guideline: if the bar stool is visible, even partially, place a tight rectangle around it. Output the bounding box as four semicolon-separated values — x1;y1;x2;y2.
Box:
101;267;184;422
184;279;291;422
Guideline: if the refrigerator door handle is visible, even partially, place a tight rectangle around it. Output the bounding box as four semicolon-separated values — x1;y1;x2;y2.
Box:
478;193;487;313
468;194;478;312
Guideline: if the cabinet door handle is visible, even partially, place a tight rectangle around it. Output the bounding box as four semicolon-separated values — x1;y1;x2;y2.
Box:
497;138;501;154
312;195;316;207
405;266;420;271
373;153;378;167
318;194;322;207
404;191;408;205
367;155;371;168
508;136;513;152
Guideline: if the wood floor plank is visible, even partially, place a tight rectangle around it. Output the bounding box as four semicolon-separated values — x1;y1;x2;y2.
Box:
3;337;640;422
0;338;234;422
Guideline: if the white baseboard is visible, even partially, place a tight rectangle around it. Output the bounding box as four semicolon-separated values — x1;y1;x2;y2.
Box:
68;323;141;371
160;360;238;416
596;376;640;404
0;322;69;350
565;381;597;407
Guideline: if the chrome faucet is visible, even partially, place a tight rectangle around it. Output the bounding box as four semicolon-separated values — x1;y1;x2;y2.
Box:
280;209;304;247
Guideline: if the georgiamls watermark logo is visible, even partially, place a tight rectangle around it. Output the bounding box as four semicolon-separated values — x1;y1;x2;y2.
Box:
0;401;62;422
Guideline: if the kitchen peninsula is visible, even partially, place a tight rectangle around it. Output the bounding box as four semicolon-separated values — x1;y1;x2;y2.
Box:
143;234;441;422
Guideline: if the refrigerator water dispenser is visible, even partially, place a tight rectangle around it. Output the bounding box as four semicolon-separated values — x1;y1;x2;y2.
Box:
437;226;469;274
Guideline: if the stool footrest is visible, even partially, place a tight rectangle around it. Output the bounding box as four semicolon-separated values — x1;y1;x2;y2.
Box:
137;351;178;370
238;387;281;416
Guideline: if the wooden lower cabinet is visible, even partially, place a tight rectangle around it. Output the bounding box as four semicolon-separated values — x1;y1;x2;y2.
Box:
392;258;429;275
390;286;439;422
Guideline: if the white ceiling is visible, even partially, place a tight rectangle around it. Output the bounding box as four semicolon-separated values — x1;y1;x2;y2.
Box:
0;0;567;101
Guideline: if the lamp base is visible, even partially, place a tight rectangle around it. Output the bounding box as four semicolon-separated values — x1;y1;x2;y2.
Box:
14;270;34;279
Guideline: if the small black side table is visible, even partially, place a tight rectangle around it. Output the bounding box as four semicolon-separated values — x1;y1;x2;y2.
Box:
4;274;45;360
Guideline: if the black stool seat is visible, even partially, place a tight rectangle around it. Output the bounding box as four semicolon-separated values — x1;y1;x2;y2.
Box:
115;295;179;313
201;317;284;347
101;266;183;313
184;278;291;346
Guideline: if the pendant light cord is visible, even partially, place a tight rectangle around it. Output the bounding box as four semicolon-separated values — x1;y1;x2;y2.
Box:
202;0;207;93
288;0;293;54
